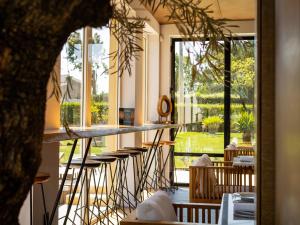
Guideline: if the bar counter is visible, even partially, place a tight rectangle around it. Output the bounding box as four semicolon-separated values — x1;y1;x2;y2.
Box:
43;123;180;143
43;123;181;225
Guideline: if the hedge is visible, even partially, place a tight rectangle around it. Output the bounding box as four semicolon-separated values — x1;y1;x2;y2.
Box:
175;103;254;118
178;92;254;104
61;101;108;126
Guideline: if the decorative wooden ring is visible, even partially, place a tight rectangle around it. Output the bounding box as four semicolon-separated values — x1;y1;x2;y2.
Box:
157;95;173;117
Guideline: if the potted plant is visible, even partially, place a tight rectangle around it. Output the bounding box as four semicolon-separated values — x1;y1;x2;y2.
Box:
235;112;254;142
203;116;224;134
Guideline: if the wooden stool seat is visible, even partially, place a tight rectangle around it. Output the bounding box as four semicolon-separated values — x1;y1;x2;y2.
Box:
88;155;117;163
142;141;163;147
69;159;101;168
124;146;148;152
101;152;130;159
34;172;50;184
161;140;176;146
117;149;141;156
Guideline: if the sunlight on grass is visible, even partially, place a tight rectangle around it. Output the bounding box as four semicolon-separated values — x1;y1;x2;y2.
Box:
59;140;106;163
174;131;243;168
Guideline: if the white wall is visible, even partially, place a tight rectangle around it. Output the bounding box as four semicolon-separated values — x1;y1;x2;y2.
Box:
119;3;161;147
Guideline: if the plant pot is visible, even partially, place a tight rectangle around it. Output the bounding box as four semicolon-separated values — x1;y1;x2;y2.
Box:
242;132;252;143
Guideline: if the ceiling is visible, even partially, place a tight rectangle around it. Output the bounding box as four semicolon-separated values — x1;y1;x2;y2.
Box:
144;0;255;24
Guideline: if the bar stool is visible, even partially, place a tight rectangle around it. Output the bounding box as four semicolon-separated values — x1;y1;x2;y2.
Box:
142;141;164;190
100;152;135;215
65;159;101;225
88;155;122;224
123;146;152;199
117;149;143;206
30;172;50;225
159;140;176;191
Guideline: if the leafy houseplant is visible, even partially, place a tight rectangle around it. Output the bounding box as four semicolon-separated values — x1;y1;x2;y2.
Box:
203;116;224;133
235;112;254;142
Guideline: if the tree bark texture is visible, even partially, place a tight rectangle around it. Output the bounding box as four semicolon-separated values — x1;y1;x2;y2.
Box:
0;1;112;224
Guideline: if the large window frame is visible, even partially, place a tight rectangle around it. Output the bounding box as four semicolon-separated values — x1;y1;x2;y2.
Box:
59;27;119;159
170;36;255;186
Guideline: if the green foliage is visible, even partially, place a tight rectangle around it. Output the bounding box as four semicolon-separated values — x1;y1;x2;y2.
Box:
91;101;109;124
231;57;255;102
203;116;224;133
235;112;254;133
66;31;82;71
194;92;243;104
175;103;253;118
60;102;81;126
61;101;108;125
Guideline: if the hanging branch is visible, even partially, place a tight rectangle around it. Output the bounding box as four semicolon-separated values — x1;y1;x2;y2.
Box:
54;0;250;132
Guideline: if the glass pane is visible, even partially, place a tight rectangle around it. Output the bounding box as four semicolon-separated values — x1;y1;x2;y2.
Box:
174;41;224;155
60;29;83;127
230;40;255;146
90;27;110;155
58;30;83;223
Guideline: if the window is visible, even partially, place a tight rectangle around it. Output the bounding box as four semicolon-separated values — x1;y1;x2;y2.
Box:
60;29;83;162
58;27;115;223
90;27;110;155
171;37;255;185
230;39;255;146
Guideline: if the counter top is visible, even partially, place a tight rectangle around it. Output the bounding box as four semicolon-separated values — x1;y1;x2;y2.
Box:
43;123;180;143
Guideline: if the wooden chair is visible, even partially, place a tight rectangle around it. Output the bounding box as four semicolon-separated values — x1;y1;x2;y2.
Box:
224;146;255;162
189;161;255;203
120;202;221;225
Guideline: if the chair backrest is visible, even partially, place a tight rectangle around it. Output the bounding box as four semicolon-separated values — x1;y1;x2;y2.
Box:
120;202;220;225
224;146;255;162
189;161;255;203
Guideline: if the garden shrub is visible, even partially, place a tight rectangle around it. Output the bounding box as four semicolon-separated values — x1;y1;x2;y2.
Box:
61;101;108;126
175;103;253;118
203;116;224;133
235;111;254;133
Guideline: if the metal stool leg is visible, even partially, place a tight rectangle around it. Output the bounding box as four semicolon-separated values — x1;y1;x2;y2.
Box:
40;184;49;225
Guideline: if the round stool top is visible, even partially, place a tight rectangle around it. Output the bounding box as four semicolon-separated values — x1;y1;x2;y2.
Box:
161;140;176;146
117;149;141;156
69;158;101;168
101;152;130;159
88;155;117;163
142;141;163;147
34;172;50;184
124;146;148;152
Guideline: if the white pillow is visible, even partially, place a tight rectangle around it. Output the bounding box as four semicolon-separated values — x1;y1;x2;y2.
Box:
151;190;177;221
136;198;164;221
193;154;213;166
136;190;177;222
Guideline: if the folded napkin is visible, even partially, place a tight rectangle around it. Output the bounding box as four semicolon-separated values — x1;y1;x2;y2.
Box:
239;156;254;162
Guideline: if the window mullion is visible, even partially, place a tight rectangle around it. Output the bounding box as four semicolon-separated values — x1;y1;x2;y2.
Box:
224;40;231;148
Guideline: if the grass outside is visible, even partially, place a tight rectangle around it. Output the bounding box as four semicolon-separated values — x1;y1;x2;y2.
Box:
59;139;106;163
174;131;244;168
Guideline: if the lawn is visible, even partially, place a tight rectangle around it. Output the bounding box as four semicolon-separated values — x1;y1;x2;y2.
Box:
59;139;106;163
174;131;243;168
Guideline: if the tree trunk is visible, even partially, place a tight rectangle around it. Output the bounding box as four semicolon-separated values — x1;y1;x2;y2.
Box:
0;1;112;224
